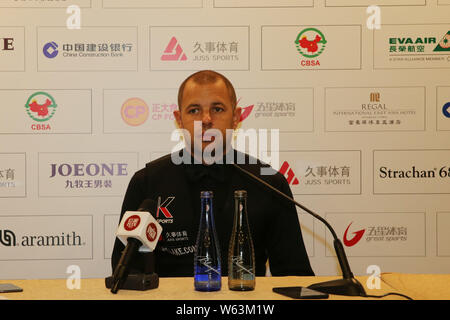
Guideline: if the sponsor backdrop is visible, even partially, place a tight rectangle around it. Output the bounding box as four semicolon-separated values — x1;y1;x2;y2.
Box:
0;0;448;280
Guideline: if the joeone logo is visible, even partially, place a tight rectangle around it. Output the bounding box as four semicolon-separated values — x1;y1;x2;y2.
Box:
124;215;141;231
343;222;365;247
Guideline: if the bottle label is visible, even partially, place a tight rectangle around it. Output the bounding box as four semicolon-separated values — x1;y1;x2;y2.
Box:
231;256;254;276
197;256;221;275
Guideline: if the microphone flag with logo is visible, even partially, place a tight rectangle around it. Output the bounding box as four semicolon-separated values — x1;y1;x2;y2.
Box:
110;199;162;293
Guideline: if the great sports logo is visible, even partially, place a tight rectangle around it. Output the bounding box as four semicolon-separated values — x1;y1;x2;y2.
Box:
343;222;365;247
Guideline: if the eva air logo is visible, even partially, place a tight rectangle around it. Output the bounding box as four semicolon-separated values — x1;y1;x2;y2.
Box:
295;28;327;58
25;92;57;122
434;31;450;52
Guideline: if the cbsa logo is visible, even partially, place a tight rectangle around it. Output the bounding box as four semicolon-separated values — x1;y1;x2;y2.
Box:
25;92;57;131
295;28;327;67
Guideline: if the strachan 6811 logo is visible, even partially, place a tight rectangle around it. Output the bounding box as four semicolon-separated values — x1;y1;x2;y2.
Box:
295;28;327;67
25;91;57;131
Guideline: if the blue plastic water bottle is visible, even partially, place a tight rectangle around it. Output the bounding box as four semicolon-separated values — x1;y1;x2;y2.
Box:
194;191;222;291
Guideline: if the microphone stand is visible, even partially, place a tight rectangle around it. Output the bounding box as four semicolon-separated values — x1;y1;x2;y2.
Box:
232;164;366;297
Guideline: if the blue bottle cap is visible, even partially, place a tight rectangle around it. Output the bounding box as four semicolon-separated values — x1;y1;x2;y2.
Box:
200;191;213;198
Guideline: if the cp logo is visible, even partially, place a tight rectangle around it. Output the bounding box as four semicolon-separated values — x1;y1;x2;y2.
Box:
121;98;149;126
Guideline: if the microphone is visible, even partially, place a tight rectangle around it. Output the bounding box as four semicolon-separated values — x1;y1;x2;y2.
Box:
110;199;163;294
232;163;366;297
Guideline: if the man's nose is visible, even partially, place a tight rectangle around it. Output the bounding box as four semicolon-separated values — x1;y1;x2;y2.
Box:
202;110;212;124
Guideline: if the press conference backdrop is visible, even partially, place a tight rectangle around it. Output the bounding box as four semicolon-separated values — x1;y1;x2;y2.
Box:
0;0;449;280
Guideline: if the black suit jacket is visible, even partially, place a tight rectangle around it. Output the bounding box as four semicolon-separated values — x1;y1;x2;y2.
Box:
111;150;314;277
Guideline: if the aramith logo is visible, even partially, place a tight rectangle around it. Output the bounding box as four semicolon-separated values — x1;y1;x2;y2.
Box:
25;92;57;131
295;28;326;67
0;229;84;247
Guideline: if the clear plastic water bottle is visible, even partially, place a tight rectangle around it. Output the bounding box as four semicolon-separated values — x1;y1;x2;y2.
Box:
228;190;255;291
194;191;222;291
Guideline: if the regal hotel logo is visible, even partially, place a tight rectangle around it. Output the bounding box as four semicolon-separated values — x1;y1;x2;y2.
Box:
326;87;424;132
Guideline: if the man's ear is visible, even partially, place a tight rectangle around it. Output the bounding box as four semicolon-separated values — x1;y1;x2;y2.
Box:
232;107;242;130
174;109;182;129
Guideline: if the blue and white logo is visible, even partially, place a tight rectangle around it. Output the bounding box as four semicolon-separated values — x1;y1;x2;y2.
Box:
43;42;59;59
443;102;450;118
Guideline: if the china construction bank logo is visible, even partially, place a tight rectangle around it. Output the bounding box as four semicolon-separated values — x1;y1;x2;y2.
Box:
43;41;59;58
25;92;57;131
161;37;187;61
295;28;327;67
443;102;450;118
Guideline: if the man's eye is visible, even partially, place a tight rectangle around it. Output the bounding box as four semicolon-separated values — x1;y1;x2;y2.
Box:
188;108;199;114
212;107;224;113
